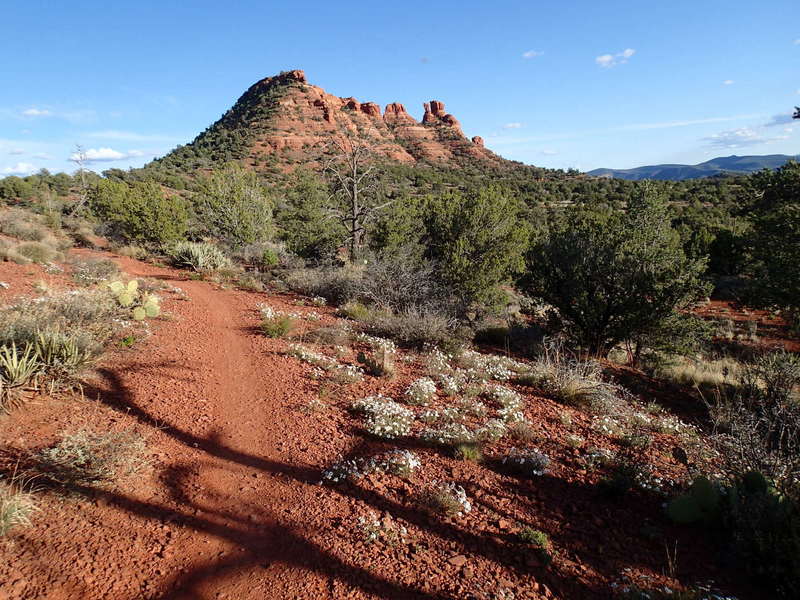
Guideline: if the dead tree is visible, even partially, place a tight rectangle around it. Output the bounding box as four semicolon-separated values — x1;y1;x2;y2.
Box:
68;144;90;216
322;133;393;261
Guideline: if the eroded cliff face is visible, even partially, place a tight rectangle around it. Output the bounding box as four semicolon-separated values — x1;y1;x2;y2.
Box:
182;69;501;170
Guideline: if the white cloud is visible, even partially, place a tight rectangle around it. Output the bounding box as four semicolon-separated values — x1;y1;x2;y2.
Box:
596;48;636;68
503;122;523;129
21;108;52;117
723;80;735;85
704;127;789;148
8;149;25;155
2;162;37;175
794;38;800;45
70;147;146;162
522;50;544;59
32;152;53;160
541;149;558;155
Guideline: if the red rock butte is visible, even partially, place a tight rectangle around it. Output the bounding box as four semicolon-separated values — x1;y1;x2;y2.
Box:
208;69;502;169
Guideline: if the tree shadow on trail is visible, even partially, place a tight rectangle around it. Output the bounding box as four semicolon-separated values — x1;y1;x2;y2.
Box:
66;366;608;598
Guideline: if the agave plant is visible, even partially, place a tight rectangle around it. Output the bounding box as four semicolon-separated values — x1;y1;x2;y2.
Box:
0;343;41;389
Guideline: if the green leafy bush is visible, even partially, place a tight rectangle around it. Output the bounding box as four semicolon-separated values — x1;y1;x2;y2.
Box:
525;188;710;357
88;180;188;246
195;164;274;248
423;186;530;306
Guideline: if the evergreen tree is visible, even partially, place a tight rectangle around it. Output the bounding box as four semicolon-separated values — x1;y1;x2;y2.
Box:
525;187;710;357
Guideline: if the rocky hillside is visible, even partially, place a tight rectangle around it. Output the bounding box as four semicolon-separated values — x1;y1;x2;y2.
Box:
149;70;503;174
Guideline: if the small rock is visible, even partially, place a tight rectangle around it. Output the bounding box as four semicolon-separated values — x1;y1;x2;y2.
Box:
448;554;468;567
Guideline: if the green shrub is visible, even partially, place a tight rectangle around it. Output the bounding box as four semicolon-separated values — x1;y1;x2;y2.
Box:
668;471;800;596
0;482;37;536
88;180;188;246
0;217;47;241
14;241;60;264
337;300;372;321
71;257;119;285
454;442;483;462
34;331;99;380
518;526;550;547
168;241;230;271
31;429;147;490
284;266;363;306
261;315;295;338
364;308;461;350
261;248;279;267
524;188;710;357
423;186;530;306
195;164;274;249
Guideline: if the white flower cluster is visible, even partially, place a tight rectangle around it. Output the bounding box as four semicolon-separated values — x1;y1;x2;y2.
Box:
311;296;327;306
455;397;488;418
420;417;507;446
503;447;550;477
583;447;615;469
288;343;362;382
419;422;475;446
437;373;460;396
593;415;625;438
352;396;414;439
427;480;472;515
477;418;507;442
487;385;526;423
357;511;408;545
369;449;421;476
321;459;363;484
287;344;337;369
355;332;397;354
259;302;319;321
651;413;690;435
457;350;527;382
424;347;452;375
350;394;392;413
330;363;363;383
322;449;421;484
405;377;437;406
43;263;64;274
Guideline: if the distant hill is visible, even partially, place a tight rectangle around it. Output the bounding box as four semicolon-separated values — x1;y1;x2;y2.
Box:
588;154;799;181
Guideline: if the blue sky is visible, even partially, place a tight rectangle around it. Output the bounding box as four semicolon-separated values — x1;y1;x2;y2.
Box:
1;0;798;175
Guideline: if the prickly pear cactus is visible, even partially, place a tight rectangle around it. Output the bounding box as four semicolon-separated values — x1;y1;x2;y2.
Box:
117;291;135;307
142;294;160;318
107;280;160;320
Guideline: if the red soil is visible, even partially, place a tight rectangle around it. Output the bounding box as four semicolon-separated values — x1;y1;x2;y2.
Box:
0;253;767;600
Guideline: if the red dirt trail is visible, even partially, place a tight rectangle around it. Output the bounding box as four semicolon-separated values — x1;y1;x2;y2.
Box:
1;255;440;600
